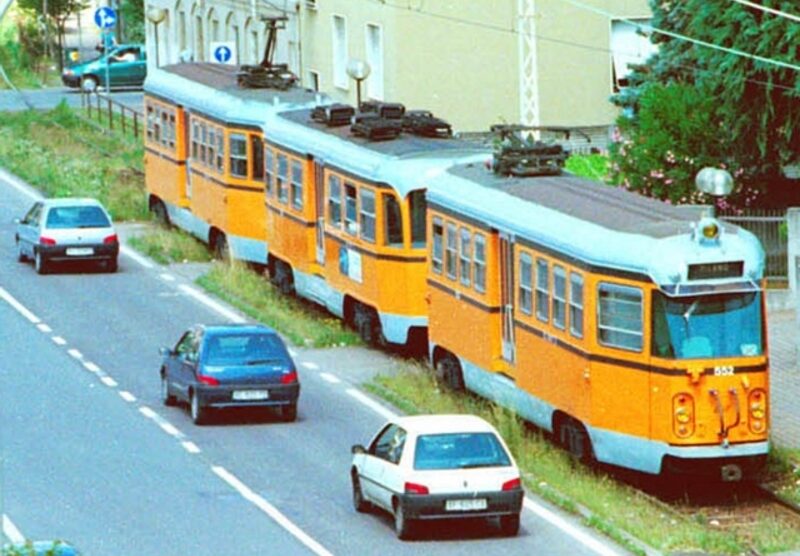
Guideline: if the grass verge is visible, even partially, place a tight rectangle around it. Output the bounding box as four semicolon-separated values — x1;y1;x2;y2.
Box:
197;261;362;348
127;227;213;264
366;364;800;554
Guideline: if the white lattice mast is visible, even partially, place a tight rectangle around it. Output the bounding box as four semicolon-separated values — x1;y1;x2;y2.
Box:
517;0;540;134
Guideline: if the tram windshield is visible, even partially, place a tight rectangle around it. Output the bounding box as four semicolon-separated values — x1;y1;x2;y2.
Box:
651;291;763;359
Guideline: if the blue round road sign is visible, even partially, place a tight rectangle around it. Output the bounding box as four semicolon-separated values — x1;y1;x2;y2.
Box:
94;7;117;30
213;45;232;63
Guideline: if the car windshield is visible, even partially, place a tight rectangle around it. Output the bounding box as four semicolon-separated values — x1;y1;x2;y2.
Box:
46;206;111;229
413;432;512;470
652;291;763;359
204;333;288;366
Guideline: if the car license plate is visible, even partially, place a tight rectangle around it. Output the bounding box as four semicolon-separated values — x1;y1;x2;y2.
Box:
232;390;269;401
445;498;487;512
66;247;94;256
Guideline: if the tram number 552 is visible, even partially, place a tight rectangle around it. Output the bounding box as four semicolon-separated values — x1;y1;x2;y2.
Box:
714;365;734;376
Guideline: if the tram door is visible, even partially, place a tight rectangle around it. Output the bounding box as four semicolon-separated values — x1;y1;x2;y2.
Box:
499;233;515;362
314;161;326;264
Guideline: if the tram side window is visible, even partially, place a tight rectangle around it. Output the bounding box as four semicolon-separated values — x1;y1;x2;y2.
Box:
328;175;342;228
277;154;289;203
146;105;155;141
519;252;533;315
153;109;162;143
360;189;376;243
291;160;303;210
200;123;207;164
345;183;358;236
553;266;567;330
536;258;549;322
383;193;403;247
265;148;274;196
409;191;426;247
431;217;444;274
445;223;457;280
598;283;643;352
570;272;584;338
191;121;199;160
216;130;224;173
474;233;486;293
168;114;176;149
230;134;248;178
207;128;216;170
252;136;264;180
459;228;472;287
160;111;169;147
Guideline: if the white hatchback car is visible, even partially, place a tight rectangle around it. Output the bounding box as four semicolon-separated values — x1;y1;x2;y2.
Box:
350;414;524;539
15;198;119;274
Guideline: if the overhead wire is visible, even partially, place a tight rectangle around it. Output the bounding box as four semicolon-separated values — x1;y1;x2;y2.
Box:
730;0;800;24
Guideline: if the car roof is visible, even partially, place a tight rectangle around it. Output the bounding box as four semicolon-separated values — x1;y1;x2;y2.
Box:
200;323;277;336
41;198;106;209
392;414;498;435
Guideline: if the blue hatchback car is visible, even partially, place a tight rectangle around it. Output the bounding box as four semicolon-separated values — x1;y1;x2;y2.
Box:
159;324;300;425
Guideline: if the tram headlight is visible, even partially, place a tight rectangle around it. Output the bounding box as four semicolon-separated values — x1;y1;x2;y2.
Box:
673;393;695;438
702;222;719;239
748;388;767;434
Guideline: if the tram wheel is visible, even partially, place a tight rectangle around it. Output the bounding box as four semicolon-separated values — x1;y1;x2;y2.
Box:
272;260;294;295
354;304;385;346
556;416;595;464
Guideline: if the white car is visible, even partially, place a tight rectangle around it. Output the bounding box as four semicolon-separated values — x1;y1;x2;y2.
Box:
350;414;524;539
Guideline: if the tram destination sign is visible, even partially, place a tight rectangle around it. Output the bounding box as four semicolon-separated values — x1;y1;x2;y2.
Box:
687;261;744;280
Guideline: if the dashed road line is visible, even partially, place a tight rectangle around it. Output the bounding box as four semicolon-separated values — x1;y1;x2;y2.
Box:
100;376;118;388
182;441;201;454
300;361;319;370
178;284;246;323
119;391;136;403
319;372;340;384
212;466;333;556
2;514;24;544
36;323;52;333
83;361;101;373
160;273;176;282
67;348;82;360
345;388;398;420
121;245;154;268
51;336;67;346
523;498;623;556
139;406;157;419
0;286;40;324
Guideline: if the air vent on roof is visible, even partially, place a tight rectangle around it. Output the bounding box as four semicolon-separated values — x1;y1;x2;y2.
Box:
311;103;355;126
490;124;589;177
351;113;402;141
403;109;452;138
359;101;405;120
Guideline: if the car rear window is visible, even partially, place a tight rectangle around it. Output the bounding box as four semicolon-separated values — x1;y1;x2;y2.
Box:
46;206;111;229
413;432;512;470
204;333;289;366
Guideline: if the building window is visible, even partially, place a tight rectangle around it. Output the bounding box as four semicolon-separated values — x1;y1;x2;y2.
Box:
445;223;457;280
265;148;274;196
474;233;486;293
598;283;643;351
383;193;402;247
345;182;358;235
536;258;549;322
459;228;471;287
307;70;320;92
251;136;264;180
277;154;288;203
432;217;443;274
229;133;248;177
611;19;657;91
365;23;383;100
290;159;303;209
519;252;533;315
328;174;342;228
553;265;566;330
570;272;584;338
360;188;376;243
332;15;347;89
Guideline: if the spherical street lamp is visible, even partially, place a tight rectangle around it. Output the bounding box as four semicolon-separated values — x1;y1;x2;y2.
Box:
695;167;734;197
346;59;371;110
146;7;167;68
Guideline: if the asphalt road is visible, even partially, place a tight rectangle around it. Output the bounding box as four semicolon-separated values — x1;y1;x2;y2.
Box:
0;170;629;555
0;87;143;113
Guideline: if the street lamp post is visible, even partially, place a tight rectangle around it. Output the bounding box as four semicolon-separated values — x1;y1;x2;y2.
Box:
146;7;167;68
346;59;371;110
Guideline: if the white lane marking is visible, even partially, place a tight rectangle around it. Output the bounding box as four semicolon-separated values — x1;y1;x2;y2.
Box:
0;167;40;200
119;391;136;402
157;420;182;438
51;336;67;346
37;323;52;333
160;273;176;282
319;372;340;384
139;406;157;419
121;245;154;269
212;466;333;556
178;284;246;323
0;287;41;324
67;348;83;360
100;376;118;388
182;441;200;454
300;361;319;370
345;388;398;420
83;361;101;373
523;498;623;556
2;514;25;544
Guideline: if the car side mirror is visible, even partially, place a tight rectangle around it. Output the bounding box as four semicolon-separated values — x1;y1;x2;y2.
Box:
351;444;367;455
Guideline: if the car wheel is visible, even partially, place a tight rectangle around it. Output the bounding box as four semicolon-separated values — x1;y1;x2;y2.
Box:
161;373;177;407
499;513;520;537
81;75;98;93
393;501;414;540
34;250;49;274
190;390;209;425
280;403;297;422
351;473;371;513
104;257;118;273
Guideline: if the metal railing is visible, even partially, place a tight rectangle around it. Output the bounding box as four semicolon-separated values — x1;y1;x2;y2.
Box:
719;209;788;281
80;90;143;139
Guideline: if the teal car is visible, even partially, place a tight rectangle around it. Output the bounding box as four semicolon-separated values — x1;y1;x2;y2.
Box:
61;44;147;92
